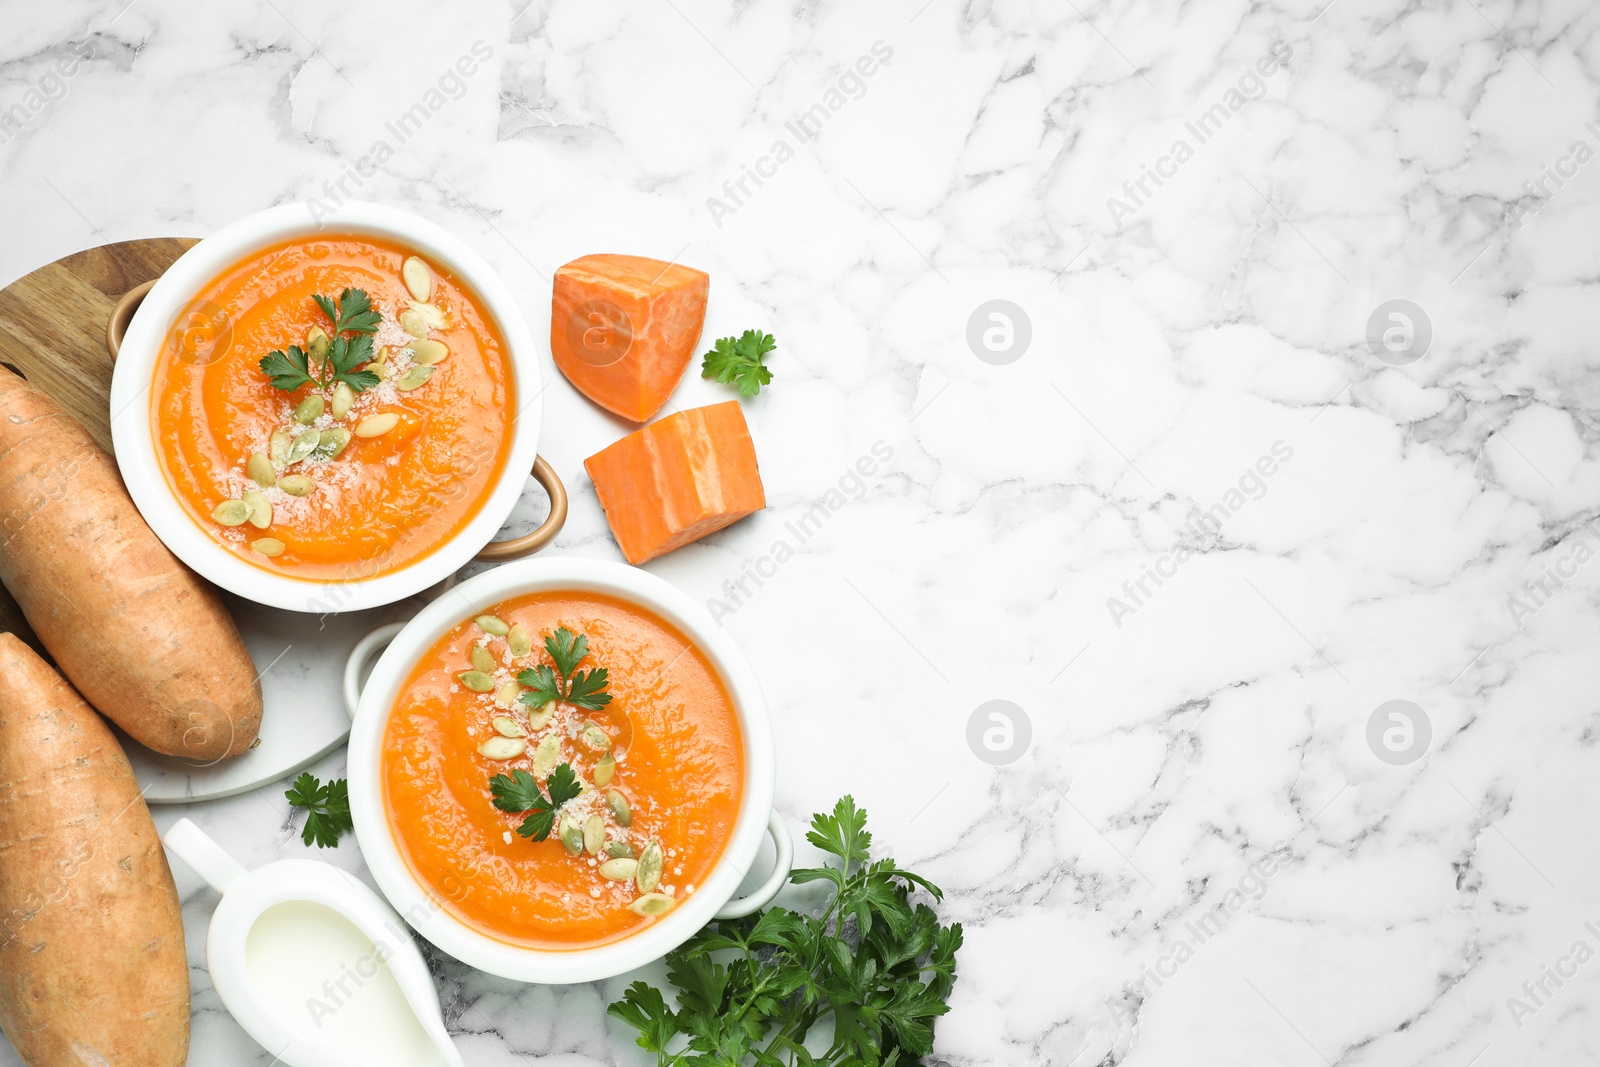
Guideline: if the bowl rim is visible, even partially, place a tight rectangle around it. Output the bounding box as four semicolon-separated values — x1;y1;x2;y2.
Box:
107;200;542;614
346;558;776;983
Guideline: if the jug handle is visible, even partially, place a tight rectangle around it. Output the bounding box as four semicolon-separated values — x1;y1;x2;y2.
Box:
164;817;248;894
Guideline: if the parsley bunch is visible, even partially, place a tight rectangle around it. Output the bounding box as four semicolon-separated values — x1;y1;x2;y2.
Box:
518;625;612;711
700;329;776;398
609;797;961;1065
490;763;582;841
259;288;382;394
285;773;353;848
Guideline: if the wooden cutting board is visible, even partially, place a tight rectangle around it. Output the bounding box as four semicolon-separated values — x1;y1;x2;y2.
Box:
0;238;198;650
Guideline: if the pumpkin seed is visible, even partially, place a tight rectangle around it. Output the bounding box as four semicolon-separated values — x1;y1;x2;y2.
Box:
402;256;432;302
605;840;636;859
306;326;330;359
593;753;616;787
491;716;524;738
243;490;272;529
598;857;638;881
278;474;315;497
372;360;390;381
313;427;350;460
470;643;495;673
330;381;355;419
395;365;434;391
412;302;447;330
475;615;510;637
584;814;605;855
269;429;292;467
477;736;526;760
246;452;277;488
212;499;250;526
629;893;674;917
636;840;663;893
493;681;520;708
605;789;632;827
558;814;584;855
406;339;448;365
457;670;494;693
355;412;399;438
506;623;531;657
287;429;321;464
580;721;611;751
398;308;427;338
532;734;560;776
252;538;285;557
526;704;554;730
293;394;324;424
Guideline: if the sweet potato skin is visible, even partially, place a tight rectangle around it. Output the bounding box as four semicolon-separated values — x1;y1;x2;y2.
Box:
0;364;260;759
0;633;190;1067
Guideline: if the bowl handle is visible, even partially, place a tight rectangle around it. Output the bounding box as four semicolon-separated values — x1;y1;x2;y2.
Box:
106;279;157;360
473;456;568;561
714;812;793;920
344;622;406;721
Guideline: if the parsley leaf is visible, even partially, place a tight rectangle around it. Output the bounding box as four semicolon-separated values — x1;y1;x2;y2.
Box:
545;763;582;806
516;664;561;708
490;763;582;841
543;625;588;679
329;287;382;336
285;772;352;848
515;626;611;709
606;796;960;1065
565;667;612;711
259;345;315;391
806;794;873;868
489;767;544;813
327;331;381;393
700;329;776;397
312;293;339;325
610;982;679;1055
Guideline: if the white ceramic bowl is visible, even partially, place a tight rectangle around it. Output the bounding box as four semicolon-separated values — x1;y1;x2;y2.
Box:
108;201;550;613
343;559;790;983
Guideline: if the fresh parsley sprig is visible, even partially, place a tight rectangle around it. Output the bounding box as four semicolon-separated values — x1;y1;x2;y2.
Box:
700;329;776;398
260;288;382;395
608;796;961;1065
285;772;353;848
489;763;582;841
517;626;612;711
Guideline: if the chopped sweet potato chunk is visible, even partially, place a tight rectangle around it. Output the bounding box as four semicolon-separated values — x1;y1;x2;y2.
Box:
584;401;765;564
552;254;710;422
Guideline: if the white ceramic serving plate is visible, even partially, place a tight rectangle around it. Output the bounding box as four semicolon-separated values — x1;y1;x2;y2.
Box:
344;559;790;984
108;201;548;613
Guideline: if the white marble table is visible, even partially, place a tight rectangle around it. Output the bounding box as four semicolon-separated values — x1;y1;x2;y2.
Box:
4;1;1599;1064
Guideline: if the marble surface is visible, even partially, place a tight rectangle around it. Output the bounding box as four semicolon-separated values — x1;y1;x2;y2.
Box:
3;0;1600;1064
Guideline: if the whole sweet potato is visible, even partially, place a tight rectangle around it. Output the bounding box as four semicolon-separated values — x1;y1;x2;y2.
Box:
0;633;190;1066
0;364;260;758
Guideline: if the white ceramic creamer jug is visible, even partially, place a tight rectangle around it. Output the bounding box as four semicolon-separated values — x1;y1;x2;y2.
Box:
164;818;464;1067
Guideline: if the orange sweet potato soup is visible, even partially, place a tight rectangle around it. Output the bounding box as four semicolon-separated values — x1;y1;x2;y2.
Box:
151;234;515;580
383;590;744;948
